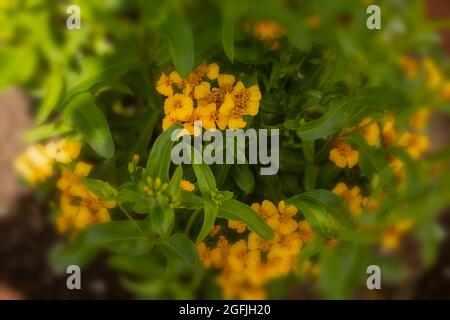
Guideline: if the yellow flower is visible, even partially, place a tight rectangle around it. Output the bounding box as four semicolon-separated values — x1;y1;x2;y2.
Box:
359;118;380;146
329;139;359;169
218;81;262;130
423;58;442;89
219;94;247;129
57;161;92;198
163;93;194;122
382;114;397;145
193;81;211;100
280;232;303;255
232;81;262;116
210;225;221;236
227;239;248;272
198;242;225;269
57;191;115;233
156;71;182;97
409;107;431;130
389;156;405;183
183;63;220;95
248;232;275;252
46;139;81;164
206;63;219;80
196;103;219;130
276;201;298;235
195;74;234;112
440;81;450;101
253;20;284;42
362;197;380;212
307;15;322;29
381;219;414;250
14;144;54;185
162;115;178;131
218;74;236;92
179;180;195;192
398;55;418;80
228;220;247;233
265;245;291;277
297;220;314;243
398;131;429;159
199;199;305;299
252;200;280;230
332;182;363;217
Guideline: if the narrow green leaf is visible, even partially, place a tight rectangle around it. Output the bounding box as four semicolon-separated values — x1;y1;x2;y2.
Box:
151;205;174;235
62;92;115;158
218;199;274;240
22;122;72;143
192;149;217;196
347;134;392;183
129;110;161;159
232;165;255;194
297;101;346;140
82;178;117;200
197;199;218;243
287;189;355;230
158;233;199;266
146;125;180;182
36;71;64;124
50;221;152;272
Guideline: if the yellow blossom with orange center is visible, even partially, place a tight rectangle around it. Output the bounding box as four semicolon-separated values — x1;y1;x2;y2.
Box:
329;139;359;169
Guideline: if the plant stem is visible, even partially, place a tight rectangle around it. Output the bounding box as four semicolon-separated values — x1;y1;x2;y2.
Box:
118;203;146;235
185;209;201;235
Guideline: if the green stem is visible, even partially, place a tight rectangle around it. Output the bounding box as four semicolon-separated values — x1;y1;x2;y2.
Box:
185;209;201;235
118;203;146;235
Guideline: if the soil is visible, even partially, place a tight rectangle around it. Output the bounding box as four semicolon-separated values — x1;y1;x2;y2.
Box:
0;193;131;299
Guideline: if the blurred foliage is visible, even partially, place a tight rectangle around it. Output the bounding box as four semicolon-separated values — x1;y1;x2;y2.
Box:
5;0;450;299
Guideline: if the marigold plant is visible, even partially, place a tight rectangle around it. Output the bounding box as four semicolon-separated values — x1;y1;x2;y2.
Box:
6;0;450;299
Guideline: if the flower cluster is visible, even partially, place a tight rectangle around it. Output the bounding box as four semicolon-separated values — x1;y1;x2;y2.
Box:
56;161;116;234
14;139;81;185
156;63;262;134
198;200;313;299
329;110;430;180
332;182;380;217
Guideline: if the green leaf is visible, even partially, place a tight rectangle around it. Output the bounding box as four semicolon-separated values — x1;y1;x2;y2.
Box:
22;122;73;143
178;191;204;209
158;233;199;267
287;189;355;230
192;150;217;196
144;2;193;77
129;110;161;159
218;199;274;240
50;221;153;272
82;178;118;200
222;2;236;62
146;125;180;182
232;165;255;194
151;205;174;235
286;196;335;235
167;166;183;196
62;92;115;158
62;59;143;107
302;140;315;162
347;134;392;183
36;71;64;124
197;199;218;243
304;163;317;191
0;47;37;89
297;101;346;140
